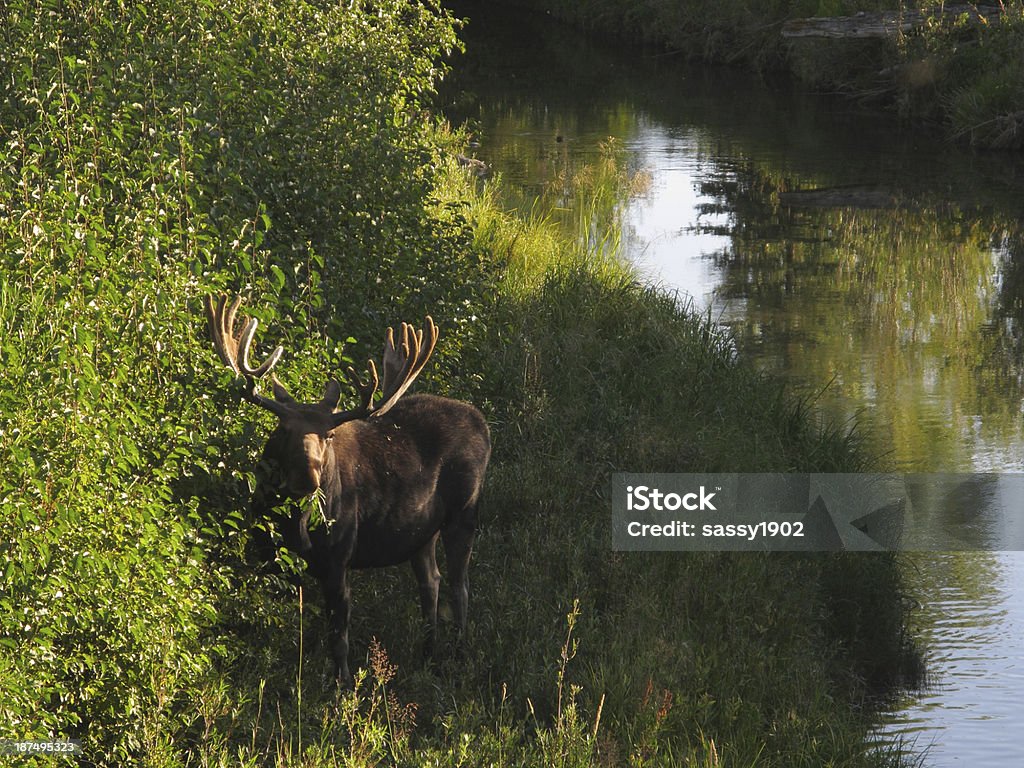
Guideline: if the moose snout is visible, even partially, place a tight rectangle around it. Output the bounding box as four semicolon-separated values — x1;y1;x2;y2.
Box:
286;435;324;497
307;460;322;491
286;459;320;498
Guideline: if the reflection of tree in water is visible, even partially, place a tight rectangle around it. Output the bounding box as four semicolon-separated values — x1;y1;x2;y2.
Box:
985;230;1024;386
445;0;1024;468
696;162;1024;470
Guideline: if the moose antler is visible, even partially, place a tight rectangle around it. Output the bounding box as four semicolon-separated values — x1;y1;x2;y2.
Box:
207;294;436;424
329;316;438;425
206;294;284;378
373;317;438;417
205;294;292;417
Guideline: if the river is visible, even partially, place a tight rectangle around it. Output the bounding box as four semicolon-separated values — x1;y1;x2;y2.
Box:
442;3;1024;765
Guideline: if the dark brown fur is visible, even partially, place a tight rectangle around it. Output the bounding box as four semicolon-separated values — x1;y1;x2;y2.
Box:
253;392;491;684
205;297;486;682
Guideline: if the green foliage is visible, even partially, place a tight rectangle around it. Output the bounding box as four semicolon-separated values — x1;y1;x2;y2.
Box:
0;0;475;762
932;8;1024;148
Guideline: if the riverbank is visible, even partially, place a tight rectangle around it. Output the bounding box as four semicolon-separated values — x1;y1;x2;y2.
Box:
487;0;1024;149
0;1;915;765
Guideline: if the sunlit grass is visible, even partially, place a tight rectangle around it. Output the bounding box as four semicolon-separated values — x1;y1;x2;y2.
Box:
456;139;638;299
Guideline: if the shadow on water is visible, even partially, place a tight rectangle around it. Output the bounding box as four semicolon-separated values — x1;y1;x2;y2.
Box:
442;2;1024;766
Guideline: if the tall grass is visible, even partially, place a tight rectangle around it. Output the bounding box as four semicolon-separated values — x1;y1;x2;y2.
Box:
155;138;919;768
462;139;639;298
413;142;918;765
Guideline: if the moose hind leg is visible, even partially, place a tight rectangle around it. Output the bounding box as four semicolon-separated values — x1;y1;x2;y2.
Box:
442;511;476;644
410;534;441;660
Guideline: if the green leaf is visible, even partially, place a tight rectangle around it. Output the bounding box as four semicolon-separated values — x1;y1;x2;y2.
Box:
270;264;286;291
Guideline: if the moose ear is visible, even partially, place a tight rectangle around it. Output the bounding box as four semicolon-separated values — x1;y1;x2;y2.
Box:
272;375;297;404
320;379;342;410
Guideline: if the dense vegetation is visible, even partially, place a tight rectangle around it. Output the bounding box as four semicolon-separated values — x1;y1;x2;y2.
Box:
499;0;1024;149
1;1;915;765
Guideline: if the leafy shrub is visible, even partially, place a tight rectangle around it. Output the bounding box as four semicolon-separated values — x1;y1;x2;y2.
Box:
0;0;477;762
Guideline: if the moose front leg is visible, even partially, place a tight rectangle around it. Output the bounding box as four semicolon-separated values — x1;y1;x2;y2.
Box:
410;534;441;660
323;565;353;686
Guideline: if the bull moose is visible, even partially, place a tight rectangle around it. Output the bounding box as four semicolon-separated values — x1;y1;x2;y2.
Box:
206;295;491;684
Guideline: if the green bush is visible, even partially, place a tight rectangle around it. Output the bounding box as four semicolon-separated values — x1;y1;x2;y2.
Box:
0;0;474;762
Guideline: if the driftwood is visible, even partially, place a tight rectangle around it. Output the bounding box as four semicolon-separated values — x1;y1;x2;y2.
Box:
457;153;490;177
782;4;1003;40
778;186;900;210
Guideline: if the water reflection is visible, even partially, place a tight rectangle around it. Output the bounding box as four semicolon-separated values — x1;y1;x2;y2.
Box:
443;3;1024;765
875;552;1024;765
444;8;1024;471
688;163;1024;472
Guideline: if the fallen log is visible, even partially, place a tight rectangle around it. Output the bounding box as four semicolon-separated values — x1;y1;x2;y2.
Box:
778;186;900;209
782;4;1002;40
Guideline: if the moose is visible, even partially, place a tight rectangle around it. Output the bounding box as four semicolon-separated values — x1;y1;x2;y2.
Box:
206;295;491;684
